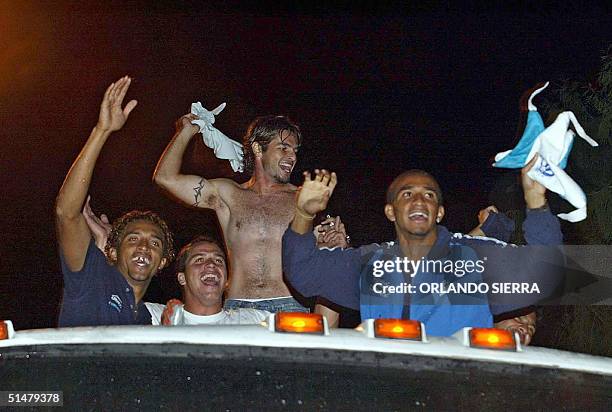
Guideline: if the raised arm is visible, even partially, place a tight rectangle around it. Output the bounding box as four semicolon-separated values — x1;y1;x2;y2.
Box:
291;169;337;234
521;154;562;244
283;170;363;309
482;155;563;315
56;76;137;271
153;114;231;212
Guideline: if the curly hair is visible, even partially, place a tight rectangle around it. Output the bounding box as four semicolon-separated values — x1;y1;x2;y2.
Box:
104;210;176;264
242;115;302;175
175;235;226;274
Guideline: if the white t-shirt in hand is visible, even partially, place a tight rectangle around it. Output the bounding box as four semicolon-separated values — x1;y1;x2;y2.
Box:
146;302;269;326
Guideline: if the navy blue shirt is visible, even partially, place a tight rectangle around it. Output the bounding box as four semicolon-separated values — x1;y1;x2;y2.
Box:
59;240;152;327
282;208;563;335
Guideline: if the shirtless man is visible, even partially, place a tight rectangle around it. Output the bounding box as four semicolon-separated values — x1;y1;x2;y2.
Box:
154;112;309;312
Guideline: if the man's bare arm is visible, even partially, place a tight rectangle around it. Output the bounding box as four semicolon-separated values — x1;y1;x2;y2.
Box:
56;76;137;271
153;114;229;210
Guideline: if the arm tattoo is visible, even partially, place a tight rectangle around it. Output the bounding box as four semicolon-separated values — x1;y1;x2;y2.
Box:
193;178;205;207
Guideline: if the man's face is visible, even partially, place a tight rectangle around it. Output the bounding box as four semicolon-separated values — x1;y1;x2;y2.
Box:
113;220;167;285
178;241;228;308
384;173;444;239
260;132;298;183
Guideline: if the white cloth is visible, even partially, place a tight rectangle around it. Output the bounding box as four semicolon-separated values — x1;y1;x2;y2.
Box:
493;82;598;222
145;302;270;326
524;112;598;222
526;156;588;222
190;102;244;173
145;302;165;325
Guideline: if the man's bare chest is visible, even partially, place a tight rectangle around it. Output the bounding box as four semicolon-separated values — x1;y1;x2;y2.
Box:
227;190;296;237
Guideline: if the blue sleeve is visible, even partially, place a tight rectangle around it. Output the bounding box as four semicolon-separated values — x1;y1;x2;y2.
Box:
282;227;362;310
523;207;562;245
60;239;105;299
463;208;563;315
480;212;515;242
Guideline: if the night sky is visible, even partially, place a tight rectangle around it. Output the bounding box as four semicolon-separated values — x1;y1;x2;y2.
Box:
1;2;609;329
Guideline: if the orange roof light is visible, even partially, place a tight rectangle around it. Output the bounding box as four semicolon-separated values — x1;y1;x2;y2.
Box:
0;322;7;340
274;312;325;335
469;328;517;351
374;319;423;341
0;320;14;340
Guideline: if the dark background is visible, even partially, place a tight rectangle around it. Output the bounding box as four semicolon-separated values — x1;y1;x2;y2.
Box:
0;2;610;329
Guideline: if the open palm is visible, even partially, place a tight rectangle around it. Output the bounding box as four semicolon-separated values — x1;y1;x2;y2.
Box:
297;170;337;215
97;76;138;132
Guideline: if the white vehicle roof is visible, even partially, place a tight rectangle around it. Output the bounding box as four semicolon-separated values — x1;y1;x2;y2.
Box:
1;320;611;377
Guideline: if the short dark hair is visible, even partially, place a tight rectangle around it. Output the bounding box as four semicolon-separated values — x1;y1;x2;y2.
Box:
242;115;302;175
105;210;176;263
175;235;226;274
385;170;444;205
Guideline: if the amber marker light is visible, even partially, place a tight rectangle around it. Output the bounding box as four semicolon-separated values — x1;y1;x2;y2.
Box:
374;319;424;341
274;312;325;335
0;322;7;340
0;321;15;340
469;328;517;351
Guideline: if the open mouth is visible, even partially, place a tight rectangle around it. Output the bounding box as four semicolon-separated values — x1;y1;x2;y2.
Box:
200;272;220;286
132;255;151;268
279;160;294;174
408;211;428;222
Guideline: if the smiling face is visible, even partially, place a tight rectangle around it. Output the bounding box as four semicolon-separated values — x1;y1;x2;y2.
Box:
242;115;302;176
384;172;445;242
111;220;168;286
177;241;228;312
259;131;298;183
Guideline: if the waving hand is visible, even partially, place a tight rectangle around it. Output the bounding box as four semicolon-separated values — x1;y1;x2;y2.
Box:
297;169;337;217
97;76;138;132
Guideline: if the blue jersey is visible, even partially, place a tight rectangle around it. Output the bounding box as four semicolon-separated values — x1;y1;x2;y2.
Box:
282;209;562;336
59;240;152;327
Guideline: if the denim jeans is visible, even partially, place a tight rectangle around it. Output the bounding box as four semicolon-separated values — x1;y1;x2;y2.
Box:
223;297;309;313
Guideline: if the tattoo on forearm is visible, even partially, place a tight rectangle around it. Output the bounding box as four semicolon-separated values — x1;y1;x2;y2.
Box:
193;178;205;206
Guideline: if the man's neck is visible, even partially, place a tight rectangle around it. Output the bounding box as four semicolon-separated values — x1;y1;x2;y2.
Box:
184;298;223;316
246;167;287;194
398;229;438;261
123;276;149;304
